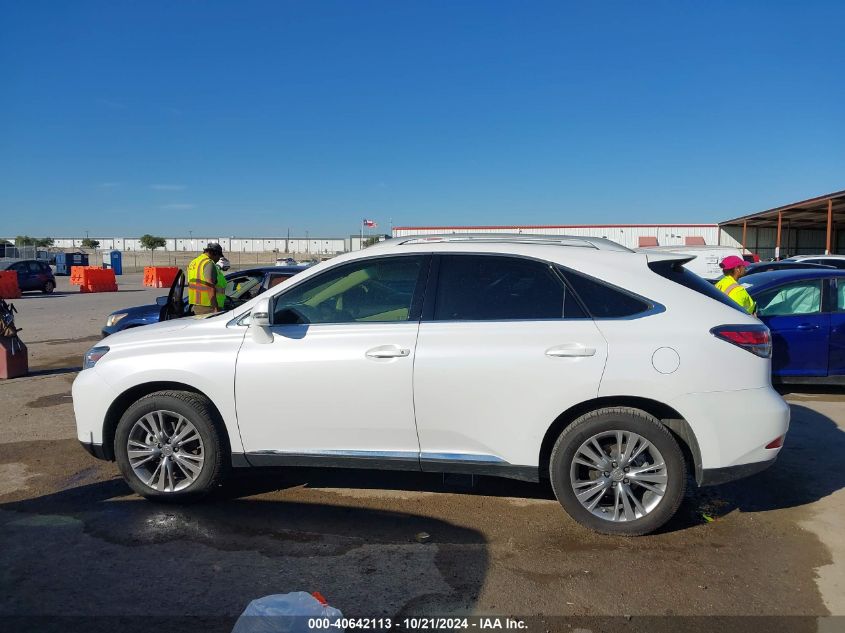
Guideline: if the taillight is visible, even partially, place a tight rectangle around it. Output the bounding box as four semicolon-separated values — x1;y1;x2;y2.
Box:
710;324;772;358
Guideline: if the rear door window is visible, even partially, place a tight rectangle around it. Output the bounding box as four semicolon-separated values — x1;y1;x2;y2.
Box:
836;279;845;312
433;254;586;321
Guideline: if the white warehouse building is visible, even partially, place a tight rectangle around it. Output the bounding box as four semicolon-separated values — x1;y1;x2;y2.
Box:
391;224;720;249
47;236;358;254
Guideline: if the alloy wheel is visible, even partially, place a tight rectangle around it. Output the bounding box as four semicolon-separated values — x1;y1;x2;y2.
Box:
569;430;668;522
126;410;205;492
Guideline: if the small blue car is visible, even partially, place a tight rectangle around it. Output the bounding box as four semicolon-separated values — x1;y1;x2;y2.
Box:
0;259;57;294
103;265;305;337
744;268;845;383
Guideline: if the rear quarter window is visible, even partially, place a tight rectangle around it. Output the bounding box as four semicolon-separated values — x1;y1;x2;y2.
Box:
558;267;652;318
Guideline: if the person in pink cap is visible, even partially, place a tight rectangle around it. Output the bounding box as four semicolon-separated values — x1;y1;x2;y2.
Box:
715;255;756;314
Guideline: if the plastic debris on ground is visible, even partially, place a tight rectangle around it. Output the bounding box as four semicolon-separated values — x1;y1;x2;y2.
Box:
231;591;343;633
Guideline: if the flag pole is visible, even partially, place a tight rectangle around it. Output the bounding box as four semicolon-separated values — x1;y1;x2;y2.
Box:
360;219;363;250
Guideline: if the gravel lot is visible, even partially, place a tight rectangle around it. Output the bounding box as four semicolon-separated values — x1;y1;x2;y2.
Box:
1;274;844;632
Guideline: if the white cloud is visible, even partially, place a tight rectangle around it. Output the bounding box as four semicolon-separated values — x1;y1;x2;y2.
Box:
160;203;196;210
151;184;186;191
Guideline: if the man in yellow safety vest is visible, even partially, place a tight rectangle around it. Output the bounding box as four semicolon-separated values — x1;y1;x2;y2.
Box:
715;255;756;315
187;243;227;315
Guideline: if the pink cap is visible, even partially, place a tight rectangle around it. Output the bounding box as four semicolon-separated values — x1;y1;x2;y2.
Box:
720;255;748;270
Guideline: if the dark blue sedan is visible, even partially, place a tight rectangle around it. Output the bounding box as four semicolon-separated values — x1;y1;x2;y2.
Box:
0;259;56;293
744;269;845;383
103;265;305;336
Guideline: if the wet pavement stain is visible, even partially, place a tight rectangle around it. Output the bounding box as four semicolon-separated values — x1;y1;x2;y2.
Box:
31;335;104;346
25;393;72;408
8;513;81;528
0;430;836;622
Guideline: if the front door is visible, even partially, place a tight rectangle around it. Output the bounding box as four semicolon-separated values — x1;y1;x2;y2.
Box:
413;254;609;471
11;262;35;291
756;278;830;377
235;255;430;463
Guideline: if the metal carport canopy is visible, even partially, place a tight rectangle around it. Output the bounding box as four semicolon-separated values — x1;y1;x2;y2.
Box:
720;189;845;258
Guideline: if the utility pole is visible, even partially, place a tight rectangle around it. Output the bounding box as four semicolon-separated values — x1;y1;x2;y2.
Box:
286;227;290;254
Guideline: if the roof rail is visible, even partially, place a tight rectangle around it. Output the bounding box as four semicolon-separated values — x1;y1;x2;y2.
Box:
396;233;632;252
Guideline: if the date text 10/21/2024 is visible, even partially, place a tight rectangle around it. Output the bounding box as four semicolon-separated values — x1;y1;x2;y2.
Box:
307;617;529;630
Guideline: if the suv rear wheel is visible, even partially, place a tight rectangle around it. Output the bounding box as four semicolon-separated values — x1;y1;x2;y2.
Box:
42;280;55;294
549;407;686;536
114;390;226;500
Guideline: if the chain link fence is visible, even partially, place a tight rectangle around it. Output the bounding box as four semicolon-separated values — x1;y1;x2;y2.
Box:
0;245;327;273
0;244;47;263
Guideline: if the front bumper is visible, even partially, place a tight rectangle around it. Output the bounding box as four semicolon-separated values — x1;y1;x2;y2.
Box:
72;367;113;446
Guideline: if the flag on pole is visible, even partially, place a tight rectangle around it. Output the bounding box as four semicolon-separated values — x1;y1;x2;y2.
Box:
363;219;377;228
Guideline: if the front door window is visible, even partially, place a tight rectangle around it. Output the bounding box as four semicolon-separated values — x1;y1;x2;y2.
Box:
273;256;427;324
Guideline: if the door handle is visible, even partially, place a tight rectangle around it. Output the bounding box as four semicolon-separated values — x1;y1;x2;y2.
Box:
365;345;411;359
546;344;596;358
796;323;820;331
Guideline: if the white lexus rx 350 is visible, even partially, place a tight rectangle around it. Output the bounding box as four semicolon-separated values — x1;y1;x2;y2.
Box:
73;235;789;535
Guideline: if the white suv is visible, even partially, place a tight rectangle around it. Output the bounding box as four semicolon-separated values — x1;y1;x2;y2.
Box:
73;235;789;535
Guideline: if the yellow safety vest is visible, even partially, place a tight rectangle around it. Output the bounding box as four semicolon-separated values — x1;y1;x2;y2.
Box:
716;275;756;314
187;253;226;308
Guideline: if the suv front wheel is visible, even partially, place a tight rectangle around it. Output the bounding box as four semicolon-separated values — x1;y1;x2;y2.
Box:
549;407;686;536
114;390;226;500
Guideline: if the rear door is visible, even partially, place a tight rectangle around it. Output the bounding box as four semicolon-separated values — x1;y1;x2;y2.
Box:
756;279;830;377
413;254;608;471
828;277;845;376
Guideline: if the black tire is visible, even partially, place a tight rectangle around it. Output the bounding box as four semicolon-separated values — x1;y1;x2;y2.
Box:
114;390;226;500
42;280;55;294
549;407;686;536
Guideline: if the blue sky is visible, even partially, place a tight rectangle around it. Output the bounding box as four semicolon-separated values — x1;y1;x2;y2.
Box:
2;0;844;237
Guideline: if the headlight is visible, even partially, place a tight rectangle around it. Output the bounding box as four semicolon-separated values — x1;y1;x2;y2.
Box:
106;313;128;327
83;346;110;370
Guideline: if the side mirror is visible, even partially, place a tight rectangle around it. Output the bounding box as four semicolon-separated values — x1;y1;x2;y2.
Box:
251;298;271;327
249;298;273;343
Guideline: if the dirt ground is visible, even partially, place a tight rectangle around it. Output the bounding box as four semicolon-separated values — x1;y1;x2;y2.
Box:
1;275;844;632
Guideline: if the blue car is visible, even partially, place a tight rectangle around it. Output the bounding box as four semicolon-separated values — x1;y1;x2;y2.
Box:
0;259;57;294
744;269;845;383
103;265;305;336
